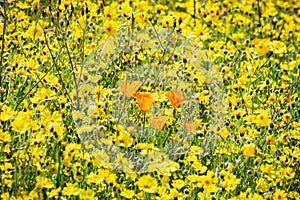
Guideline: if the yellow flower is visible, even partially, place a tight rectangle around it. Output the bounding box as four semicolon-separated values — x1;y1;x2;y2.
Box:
282;113;292;122
252;38;270;55
62;183;80;196
197;192;206;200
0;105;14;121
288;191;300;199
16;2;31;9
0;162;14;171
135;175;158;193
194;23;211;41
121;1;133;17
104;4;118;19
273;189;287;200
36;176;54;189
242;143;256;157
104;20;118;36
199;170;218;194
28;190;39;200
105;173;118;186
86;173;104;185
161;16;174;28
172;179;186;190
192;161;207;173
1;174;12;187
260;164;276;180
25;58;39;71
79;189;96;200
220;127;229;139
0;130;11;143
222;173;241;192
47;188;61;198
36;88;56;101
170;188;179;198
120;188;135;199
283;167;295;179
11;113;31;133
44;74;61;88
134;92;155;112
269;41;287;54
115;125;134;148
256;178;269;192
255;112;272;127
0;192;9;200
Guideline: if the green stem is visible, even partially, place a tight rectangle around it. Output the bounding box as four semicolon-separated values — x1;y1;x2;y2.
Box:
56;143;62;188
143;112;146;137
0;0;7;101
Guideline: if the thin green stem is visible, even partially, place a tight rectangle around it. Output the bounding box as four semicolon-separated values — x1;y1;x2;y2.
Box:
0;0;7;98
40;23;73;103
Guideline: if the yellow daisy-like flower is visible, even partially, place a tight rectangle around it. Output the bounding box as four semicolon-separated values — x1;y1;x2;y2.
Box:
104;20;118;36
115;125;134;148
79;189;96;200
256;178;269;193
194;23;211;41
62;183;80;196
242;143;256;157
47;188;61;199
0;130;11;143
273;189;287;200
120;188;135;199
269;41;287;54
199;170;218;194
11;114;31;134
0;192;9;200
135;175;158;193
172;179;186;190
36;176;54;189
282;113;292;122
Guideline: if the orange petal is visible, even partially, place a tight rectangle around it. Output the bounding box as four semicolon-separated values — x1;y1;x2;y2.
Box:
118;80;142;98
149;115;168;131
134;92;155;112
166;90;186;108
185;121;199;132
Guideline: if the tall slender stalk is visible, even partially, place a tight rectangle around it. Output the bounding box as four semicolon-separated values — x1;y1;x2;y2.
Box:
0;0;7;101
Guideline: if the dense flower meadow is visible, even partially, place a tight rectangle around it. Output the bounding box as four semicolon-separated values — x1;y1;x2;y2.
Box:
0;0;299;199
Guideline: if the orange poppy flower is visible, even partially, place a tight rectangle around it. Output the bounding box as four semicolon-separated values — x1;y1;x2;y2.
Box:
134;92;155;112
166;90;186;108
118;80;142;98
149;115;168;131
185;121;199;132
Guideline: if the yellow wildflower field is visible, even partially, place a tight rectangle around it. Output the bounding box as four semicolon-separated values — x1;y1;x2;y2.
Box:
0;0;299;199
